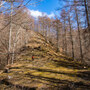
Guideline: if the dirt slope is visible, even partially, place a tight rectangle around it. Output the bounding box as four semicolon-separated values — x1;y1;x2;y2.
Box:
0;30;90;90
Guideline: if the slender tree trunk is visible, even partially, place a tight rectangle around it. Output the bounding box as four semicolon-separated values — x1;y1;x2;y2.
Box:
25;30;28;45
20;27;23;47
43;25;44;36
56;27;59;52
48;27;50;37
75;6;83;61
12;27;20;64
62;34;65;53
84;0;90;28
64;20;67;54
68;16;74;59
48;27;51;43
8;2;13;65
7;54;10;65
45;26;47;42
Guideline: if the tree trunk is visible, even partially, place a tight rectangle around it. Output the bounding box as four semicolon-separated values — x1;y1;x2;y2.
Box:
64;20;67;54
12;27;20;64
56;27;59;52
84;0;90;28
75;6;83;62
8;2;13;65
68;15;74;59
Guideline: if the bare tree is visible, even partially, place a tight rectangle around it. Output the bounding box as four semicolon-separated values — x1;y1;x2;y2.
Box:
67;12;74;59
53;17;62;52
74;0;83;62
61;9;67;54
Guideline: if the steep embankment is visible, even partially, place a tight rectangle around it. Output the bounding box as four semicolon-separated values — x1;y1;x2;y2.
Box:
0;30;90;90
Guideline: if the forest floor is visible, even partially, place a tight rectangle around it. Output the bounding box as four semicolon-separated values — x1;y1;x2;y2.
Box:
0;31;90;90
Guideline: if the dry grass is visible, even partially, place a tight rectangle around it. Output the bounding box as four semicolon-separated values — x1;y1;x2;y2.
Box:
0;31;90;90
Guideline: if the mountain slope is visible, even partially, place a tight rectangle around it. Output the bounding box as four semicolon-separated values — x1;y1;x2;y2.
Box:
0;30;90;90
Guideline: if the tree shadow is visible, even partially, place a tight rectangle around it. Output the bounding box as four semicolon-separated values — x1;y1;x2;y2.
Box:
28;67;90;81
25;72;90;90
77;71;90;81
1;79;37;90
29;67;76;77
52;59;84;69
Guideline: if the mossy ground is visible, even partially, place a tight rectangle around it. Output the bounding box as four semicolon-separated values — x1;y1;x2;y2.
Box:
0;31;90;90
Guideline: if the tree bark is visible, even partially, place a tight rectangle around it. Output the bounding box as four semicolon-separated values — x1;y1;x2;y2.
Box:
84;0;90;28
64;20;67;54
56;27;59;52
8;2;13;65
74;4;83;61
68;15;74;59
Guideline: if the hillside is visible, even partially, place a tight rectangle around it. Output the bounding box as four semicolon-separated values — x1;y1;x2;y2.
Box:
0;30;90;90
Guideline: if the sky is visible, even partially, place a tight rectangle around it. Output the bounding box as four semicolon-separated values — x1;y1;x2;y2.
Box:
1;0;62;18
27;0;62;18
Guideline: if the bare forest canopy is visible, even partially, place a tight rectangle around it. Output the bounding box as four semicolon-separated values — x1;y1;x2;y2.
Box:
0;0;89;67
0;0;42;66
0;0;90;90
